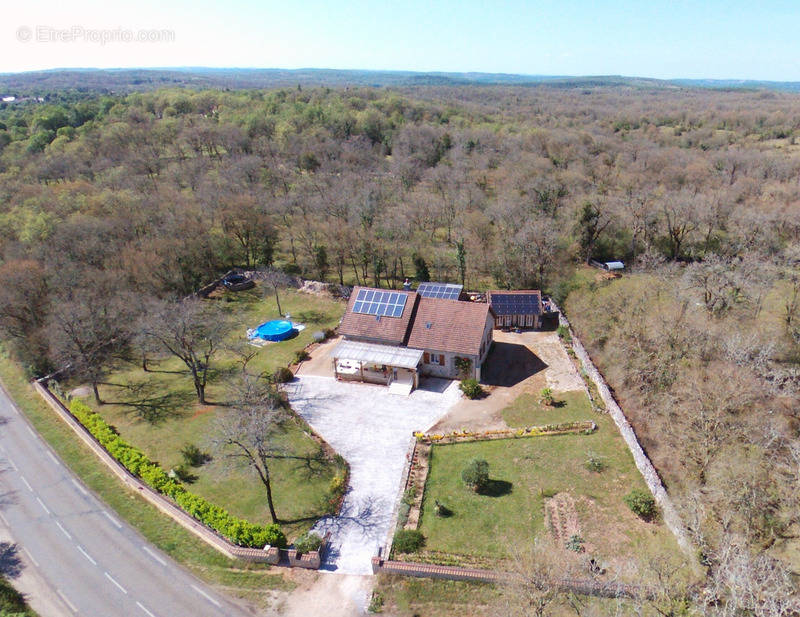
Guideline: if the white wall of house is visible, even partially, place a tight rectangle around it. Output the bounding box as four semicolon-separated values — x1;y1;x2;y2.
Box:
420;350;474;379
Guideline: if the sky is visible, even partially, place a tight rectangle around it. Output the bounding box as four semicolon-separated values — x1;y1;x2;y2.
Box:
3;0;800;81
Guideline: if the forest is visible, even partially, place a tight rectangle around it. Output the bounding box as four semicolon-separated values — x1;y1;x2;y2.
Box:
0;82;798;613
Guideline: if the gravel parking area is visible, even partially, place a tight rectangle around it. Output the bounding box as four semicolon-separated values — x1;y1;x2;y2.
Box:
285;375;461;574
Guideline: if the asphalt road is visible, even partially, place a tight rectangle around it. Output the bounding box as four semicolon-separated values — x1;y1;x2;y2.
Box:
0;384;252;617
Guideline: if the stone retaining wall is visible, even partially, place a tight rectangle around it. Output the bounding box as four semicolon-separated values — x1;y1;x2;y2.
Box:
552;303;692;554
31;380;326;568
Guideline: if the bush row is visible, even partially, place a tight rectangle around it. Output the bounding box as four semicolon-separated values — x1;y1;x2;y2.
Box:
69;399;286;548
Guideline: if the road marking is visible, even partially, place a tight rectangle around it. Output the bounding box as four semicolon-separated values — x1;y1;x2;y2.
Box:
35;496;50;515
71;478;89;496
142;545;167;567
20;476;33;492
46;450;60;466
0;511;8;525
136;601;158;617
102;510;122;529
190;584;221;607
55;521;72;540
23;546;39;568
56;588;78;613
6;456;18;472
26;426;36;438
104;571;128;594
77;545;97;566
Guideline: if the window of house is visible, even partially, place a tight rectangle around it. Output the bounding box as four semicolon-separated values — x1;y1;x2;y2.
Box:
428;353;444;365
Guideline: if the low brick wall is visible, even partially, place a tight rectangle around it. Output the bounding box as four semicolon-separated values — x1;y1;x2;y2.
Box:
31;380;326;568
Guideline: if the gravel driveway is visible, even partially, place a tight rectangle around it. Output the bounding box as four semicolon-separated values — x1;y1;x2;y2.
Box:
285;375;461;574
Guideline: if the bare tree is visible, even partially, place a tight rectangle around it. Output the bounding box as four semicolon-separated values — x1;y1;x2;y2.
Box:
257;268;295;317
138;299;225;404
502;536;578;617
48;284;136;404
212;379;288;523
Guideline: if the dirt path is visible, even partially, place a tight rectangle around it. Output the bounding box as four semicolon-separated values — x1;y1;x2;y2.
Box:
276;571;372;617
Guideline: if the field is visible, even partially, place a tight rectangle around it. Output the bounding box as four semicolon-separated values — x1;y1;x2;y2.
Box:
417;391;680;577
69;285;347;539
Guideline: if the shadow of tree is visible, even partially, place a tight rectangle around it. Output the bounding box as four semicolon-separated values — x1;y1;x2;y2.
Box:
295;310;328;324
0;542;23;579
109;381;196;424
479;479;513;497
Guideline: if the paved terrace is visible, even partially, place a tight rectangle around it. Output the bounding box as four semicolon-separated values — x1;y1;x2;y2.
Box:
285;375;461;574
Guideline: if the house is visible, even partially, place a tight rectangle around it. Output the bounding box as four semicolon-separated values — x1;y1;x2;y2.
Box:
406;297;494;381
334;286;494;392
487;290;543;329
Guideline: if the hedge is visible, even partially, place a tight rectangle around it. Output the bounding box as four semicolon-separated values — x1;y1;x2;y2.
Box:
69;399;286;548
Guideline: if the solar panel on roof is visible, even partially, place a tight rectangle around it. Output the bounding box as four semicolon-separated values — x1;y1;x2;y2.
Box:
490;293;541;315
417;282;463;300
353;289;408;317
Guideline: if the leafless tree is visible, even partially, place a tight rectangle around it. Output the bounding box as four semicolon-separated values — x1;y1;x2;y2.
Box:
138;299;225;404
211;379;288;523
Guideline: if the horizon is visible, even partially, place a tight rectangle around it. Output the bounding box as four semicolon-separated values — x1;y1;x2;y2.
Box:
4;1;800;81
3;66;800;86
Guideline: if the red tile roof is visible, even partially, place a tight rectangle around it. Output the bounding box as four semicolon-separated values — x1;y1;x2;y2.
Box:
406;297;492;357
338;286;418;345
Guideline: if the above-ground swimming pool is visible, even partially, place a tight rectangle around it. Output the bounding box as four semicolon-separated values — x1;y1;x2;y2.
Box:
253;319;296;342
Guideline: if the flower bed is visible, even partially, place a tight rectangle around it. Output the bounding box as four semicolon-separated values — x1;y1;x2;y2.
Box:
413;420;596;445
68;398;286;549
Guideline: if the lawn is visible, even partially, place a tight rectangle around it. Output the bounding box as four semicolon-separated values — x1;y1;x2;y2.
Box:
70;285;347;539
418;397;681;577
501;390;593;427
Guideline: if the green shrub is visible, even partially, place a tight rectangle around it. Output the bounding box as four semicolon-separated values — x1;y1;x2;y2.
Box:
556;324;572;342
584;452;606;473
368;590;384;613
294;532;323;554
461;458;490;492
180;443;210;467
565;534;585;552
393;529;425;554
623;489;657;520
434;499;452;517
294;349;310;363
273;366;295;383
540;387;554;406
459;378;483;399
172;464;198;484
324;328;336;339
68;399;286;548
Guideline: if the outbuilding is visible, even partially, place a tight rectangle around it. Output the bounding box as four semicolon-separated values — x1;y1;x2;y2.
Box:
487;290;543;329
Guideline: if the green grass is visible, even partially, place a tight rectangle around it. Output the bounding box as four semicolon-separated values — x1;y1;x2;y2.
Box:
72;287;346;540
374;574;500;617
0;346;294;605
501;390;594;427
417;405;680;574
